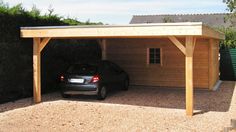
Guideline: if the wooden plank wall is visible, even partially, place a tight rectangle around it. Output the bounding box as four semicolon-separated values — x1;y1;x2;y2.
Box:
106;38;210;89
209;39;220;89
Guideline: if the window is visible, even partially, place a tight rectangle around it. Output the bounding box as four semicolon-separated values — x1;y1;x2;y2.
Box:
148;48;161;64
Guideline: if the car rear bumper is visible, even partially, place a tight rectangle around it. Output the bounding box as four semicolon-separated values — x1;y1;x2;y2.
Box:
60;83;98;95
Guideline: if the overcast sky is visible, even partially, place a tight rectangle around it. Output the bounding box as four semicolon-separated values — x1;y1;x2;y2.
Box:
5;0;228;24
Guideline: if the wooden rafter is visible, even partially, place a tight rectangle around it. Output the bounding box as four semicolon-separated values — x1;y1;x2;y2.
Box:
168;36;186;55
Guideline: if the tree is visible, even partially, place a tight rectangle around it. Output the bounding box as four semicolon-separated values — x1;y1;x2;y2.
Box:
218;27;236;49
9;3;25;15
223;0;236;27
30;5;40;17
63;17;82;25
0;0;8;12
162;17;174;23
224;0;236;12
48;5;54;16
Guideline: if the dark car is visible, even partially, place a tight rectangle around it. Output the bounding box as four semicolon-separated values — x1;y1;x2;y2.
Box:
59;60;129;100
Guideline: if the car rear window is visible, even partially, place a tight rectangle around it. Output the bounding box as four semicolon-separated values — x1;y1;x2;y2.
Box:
67;64;97;75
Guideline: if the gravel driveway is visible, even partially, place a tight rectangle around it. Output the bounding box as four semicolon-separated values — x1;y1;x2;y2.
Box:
0;81;236;132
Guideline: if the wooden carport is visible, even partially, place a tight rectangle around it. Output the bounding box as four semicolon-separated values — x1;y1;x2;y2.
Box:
20;22;224;116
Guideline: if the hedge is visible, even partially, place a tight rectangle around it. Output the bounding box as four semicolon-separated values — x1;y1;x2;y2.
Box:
0;2;102;103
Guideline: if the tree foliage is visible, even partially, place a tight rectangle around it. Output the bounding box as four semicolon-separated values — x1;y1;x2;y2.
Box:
224;0;236;12
218;27;236;49
220;0;236;49
223;0;236;25
30;5;40;17
162;17;174;23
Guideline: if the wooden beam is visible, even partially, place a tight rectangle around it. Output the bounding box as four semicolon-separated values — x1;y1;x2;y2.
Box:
33;38;41;103
168;36;186;55
21;23;224;40
98;39;107;60
202;25;225;40
193;37;197;52
39;37;51;52
185;36;195;116
21;23;203;38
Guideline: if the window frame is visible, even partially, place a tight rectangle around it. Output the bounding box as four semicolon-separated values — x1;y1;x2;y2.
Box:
146;47;163;66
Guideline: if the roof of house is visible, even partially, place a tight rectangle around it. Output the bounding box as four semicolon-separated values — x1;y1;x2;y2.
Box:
130;13;234;28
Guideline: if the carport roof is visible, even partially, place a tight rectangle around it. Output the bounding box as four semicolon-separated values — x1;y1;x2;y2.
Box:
21;22;224;39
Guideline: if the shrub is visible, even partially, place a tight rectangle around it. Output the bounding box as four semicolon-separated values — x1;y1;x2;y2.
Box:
217;27;236;49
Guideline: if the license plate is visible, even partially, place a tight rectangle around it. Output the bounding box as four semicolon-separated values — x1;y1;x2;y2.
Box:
69;78;84;83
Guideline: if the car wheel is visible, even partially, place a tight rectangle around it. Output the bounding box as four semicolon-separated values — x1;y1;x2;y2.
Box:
97;86;107;100
122;78;129;91
61;93;70;98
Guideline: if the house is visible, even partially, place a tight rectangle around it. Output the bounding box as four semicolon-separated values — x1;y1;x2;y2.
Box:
130;13;235;28
20;22;224;116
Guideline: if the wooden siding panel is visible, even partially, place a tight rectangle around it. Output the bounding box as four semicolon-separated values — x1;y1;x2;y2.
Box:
107;38;209;88
208;39;220;89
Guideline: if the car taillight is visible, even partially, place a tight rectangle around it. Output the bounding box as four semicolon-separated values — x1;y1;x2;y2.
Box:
60;75;65;81
91;75;99;83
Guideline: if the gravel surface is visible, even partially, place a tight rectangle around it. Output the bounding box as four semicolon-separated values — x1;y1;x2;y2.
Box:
0;81;236;132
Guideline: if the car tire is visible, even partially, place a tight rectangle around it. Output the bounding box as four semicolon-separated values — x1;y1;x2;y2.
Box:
97;86;107;100
61;93;70;98
122;78;129;91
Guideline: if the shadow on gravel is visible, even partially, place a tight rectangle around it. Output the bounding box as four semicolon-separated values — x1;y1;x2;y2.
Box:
0;81;235;114
68;81;235;113
0;92;60;113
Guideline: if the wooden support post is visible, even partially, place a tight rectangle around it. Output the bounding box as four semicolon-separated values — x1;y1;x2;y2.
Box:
208;39;214;89
33;37;51;103
169;36;197;116
33;38;41;103
185;36;195;116
99;39;107;60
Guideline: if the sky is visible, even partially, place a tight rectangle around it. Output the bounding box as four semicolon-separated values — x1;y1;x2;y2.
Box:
4;0;228;24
